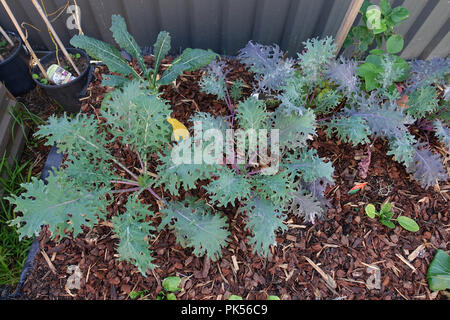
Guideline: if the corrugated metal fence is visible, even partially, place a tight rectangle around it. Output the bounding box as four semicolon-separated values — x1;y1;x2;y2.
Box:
0;0;448;59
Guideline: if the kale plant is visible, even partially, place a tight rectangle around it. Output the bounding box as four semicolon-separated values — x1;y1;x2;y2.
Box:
324;51;449;189
70;14;217;91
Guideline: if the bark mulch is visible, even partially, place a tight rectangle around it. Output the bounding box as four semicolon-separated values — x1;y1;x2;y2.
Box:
20;57;449;300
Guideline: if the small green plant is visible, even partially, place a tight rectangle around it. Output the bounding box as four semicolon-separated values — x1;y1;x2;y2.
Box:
129;289;149;300
157;276;181;300
364;203;419;232
228;295;243;300
32;73;49;85
0;39;7;49
69;53;81;60
344;0;410;56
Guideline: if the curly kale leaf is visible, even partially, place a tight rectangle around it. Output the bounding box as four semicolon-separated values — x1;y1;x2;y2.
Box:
406;57;450;92
406;143;448;189
271;108;316;150
387;132;416;166
112;195;156;275
238;41;295;93
326;57;360;95
189;112;230;137
101;81;172;154
155;139;219;195
8;171;109;240
326;115;371;146
243;196;287;257
35;113;109;158
298;37;336;85
283;148;334;183
160;198;229;261
277;76;309;116
235;96;268;130
199;60;229;101
434;120;450;149
287;191;324;224
204;167;251;207
251;171;293;206
405;86;439;119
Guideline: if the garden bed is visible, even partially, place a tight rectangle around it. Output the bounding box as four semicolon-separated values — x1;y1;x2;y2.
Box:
19;57;448;300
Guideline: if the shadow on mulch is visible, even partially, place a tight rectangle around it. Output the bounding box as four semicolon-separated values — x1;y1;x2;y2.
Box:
19;57;450;300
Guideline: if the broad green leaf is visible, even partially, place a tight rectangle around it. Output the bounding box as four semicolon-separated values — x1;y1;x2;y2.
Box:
391;7;410;25
228;295;243;300
267;295;281;300
369;49;385;56
380;0;392;15
427;249;450;291
380;219;395;229
380;202;392;215
159;48;218;85
162;276;182;292
70;34;136;77
153;31;171;83
397;216;419;232
365;204;376;219
101;74;130;88
166;293;177;300
110;15;146;74
386;34;404;54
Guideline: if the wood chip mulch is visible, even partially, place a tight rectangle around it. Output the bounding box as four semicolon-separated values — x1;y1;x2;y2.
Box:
20;57;449;300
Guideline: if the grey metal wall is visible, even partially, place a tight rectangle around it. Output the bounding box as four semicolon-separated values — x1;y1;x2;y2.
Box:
0;0;448;59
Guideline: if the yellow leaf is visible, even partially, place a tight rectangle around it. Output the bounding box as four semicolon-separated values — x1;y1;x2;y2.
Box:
167;117;190;141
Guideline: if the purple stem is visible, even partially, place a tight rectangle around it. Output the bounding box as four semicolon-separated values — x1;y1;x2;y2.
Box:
309;87;317;106
247;169;261;176
112;180;139;186
136;151;145;171
110;187;141;194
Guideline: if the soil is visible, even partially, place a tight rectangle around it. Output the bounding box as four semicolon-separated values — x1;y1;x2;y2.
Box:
0;36;19;61
35;54;88;85
16;56;450;300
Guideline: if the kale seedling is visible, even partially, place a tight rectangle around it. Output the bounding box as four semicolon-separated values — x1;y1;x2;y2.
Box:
129;289;149;300
364;202;419;232
157;276;182;300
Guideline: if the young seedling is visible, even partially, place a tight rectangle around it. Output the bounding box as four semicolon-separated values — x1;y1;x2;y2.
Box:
32;73;49;85
129;289;149;300
364;202;419;232
157;276;182;300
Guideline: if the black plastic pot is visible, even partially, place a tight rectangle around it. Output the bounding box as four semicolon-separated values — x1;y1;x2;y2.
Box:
32;48;92;113
0;32;35;96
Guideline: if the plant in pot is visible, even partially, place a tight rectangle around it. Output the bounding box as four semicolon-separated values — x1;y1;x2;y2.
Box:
31;47;91;113
27;0;91;114
0;28;35;96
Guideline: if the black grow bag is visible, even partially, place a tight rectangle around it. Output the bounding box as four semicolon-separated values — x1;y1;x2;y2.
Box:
3;145;63;299
0;32;35;96
32;48;93;113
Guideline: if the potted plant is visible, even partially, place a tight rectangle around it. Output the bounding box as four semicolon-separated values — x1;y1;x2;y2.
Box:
0;29;35;96
31;48;91;113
